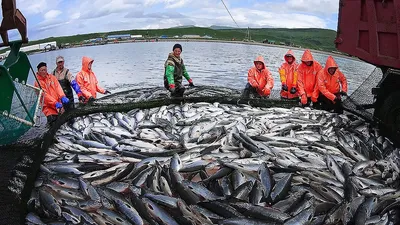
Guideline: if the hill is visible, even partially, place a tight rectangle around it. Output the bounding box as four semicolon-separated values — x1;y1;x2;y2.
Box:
0;27;337;53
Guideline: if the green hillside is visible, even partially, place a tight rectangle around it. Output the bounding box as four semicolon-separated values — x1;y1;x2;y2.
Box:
1;27;337;53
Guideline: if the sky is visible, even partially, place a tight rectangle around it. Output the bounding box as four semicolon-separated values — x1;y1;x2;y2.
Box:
4;0;339;41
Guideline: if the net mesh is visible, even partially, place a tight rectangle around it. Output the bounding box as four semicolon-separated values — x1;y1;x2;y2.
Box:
0;81;41;145
342;67;383;121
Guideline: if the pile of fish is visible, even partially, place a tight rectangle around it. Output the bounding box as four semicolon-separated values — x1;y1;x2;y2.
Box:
96;86;244;104
26;102;400;225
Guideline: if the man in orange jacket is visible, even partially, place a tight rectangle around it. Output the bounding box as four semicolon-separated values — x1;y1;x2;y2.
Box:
242;56;274;98
34;62;69;125
279;50;298;99
75;56;111;103
316;56;348;113
297;50;323;106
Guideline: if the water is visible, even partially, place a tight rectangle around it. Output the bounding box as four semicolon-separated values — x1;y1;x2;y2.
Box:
26;42;376;95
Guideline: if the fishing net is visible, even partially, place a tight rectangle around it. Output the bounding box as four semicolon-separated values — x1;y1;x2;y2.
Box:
342;67;383;121
0;81;42;146
0;84;397;224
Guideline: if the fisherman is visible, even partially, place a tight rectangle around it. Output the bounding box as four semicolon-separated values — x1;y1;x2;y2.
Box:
34;62;69;125
242;56;274;98
279;50;298;99
316;56;348;113
76;56;111;103
164;43;194;97
297;49;323;106
52;56;85;111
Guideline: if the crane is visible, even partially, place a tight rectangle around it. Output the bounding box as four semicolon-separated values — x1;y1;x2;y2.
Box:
0;0;28;47
0;0;42;145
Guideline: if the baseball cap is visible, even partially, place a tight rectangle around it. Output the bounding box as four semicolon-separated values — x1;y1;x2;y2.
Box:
56;56;64;63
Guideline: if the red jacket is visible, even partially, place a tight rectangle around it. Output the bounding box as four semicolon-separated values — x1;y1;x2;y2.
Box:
248;56;274;96
76;57;105;99
34;73;66;116
279;50;298;99
317;56;348;101
297;50;323;99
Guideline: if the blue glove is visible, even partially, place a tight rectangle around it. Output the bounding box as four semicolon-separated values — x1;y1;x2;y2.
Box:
61;96;69;104
71;80;82;95
55;102;63;109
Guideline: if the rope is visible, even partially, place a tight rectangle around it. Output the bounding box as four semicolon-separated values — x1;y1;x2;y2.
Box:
220;0;240;28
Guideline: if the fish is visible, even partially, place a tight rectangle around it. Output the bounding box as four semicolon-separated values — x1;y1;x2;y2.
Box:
27;102;400;225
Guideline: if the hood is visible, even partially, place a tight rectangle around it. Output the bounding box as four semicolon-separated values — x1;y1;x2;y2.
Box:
82;56;94;72
325;56;338;69
301;49;314;62
284;50;296;63
253;55;266;69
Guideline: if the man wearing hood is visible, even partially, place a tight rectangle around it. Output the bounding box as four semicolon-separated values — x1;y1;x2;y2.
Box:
297;49;323;106
53;56;85;111
34;62;69;125
76;56;111;103
242;56;274;98
279;50;298;99
164;43;194;97
316;56;348;113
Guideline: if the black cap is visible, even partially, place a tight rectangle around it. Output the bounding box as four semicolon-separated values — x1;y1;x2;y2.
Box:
37;62;47;70
173;43;182;52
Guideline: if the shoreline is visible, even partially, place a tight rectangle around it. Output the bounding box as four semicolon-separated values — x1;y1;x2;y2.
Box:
25;38;361;62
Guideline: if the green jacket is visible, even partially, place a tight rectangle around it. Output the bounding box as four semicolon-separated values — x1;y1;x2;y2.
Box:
164;53;191;88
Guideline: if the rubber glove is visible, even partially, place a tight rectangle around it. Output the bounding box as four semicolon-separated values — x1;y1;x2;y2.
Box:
61;96;69;104
55;102;63;109
263;88;271;96
169;84;176;93
70;80;82;95
301;95;307;105
282;84;288;91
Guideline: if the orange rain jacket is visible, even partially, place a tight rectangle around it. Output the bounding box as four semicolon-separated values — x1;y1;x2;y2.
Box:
316;56;348;102
76;57;105;99
34;73;66;116
279;50;298;99
297;50;323;100
248;56;274;96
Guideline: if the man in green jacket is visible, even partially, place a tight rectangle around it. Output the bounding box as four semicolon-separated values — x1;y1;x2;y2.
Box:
164;43;194;97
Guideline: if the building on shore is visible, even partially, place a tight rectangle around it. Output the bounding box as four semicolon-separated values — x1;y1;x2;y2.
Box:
131;35;143;39
182;35;201;38
0;41;57;58
107;34;131;40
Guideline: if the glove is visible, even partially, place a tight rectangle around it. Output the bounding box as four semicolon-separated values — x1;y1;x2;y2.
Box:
104;90;111;94
290;87;297;94
301;95;307;105
169;84;176;93
70;80;82;95
282;84;288;91
88;97;95;103
311;96;318;103
188;79;194;87
333;96;339;104
61;96;69;104
263;88;271;96
78;95;86;103
55;102;63;109
340;91;347;96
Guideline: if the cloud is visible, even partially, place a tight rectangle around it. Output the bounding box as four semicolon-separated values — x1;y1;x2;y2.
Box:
17;0;339;40
17;0;62;15
44;10;62;20
125;11;187;19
